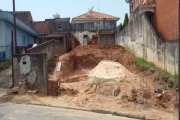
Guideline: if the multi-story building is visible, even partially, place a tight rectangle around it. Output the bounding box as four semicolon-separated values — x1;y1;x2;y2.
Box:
71;8;120;45
126;0;178;41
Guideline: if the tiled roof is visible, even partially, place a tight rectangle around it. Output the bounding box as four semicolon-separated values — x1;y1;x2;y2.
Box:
34;21;49;34
45;33;66;38
9;11;33;27
74;11;119;19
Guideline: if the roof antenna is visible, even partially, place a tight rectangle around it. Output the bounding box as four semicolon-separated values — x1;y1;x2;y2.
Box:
98;1;100;12
87;6;94;14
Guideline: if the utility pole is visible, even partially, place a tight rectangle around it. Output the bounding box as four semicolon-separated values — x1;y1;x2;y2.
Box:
11;0;16;88
178;0;180;117
13;0;17;54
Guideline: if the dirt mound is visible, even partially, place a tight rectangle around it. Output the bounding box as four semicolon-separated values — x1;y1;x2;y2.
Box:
89;60;134;80
52;44;135;83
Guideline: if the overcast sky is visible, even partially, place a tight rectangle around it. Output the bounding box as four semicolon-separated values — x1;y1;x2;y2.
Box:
0;0;129;26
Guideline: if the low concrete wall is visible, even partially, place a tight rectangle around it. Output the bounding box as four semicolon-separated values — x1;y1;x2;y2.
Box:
27;40;66;61
99;34;115;45
116;12;179;75
14;53;48;95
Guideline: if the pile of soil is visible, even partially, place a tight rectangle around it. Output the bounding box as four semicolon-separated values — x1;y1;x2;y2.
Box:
88;60;134;80
49;44;135;82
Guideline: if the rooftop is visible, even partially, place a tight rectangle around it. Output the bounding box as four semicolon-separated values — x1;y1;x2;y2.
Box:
34;21;49;34
73;11;120;20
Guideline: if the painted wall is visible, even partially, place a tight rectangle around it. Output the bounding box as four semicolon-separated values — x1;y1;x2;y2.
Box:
116;12;178;75
4;20;36;47
0;20;37;60
0;20;5;49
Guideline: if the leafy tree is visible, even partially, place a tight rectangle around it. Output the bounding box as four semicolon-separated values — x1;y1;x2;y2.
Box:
123;13;129;27
119;23;123;31
118;13;129;32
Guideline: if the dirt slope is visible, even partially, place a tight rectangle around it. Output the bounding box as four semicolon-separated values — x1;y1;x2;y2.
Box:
41;44;179;119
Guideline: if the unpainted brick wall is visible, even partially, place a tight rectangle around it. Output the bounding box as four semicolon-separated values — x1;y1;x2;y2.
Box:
129;0;178;41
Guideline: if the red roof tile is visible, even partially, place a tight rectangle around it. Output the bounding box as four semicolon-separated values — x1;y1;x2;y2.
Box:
34;21;49;34
45;33;66;38
74;11;119;19
9;11;33;27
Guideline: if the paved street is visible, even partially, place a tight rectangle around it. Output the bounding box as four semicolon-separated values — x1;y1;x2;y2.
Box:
0;103;136;120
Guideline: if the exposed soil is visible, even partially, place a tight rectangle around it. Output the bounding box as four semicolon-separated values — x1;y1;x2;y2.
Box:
9;44;178;120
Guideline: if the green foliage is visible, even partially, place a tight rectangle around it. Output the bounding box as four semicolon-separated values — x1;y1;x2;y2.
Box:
164;73;178;89
118;13;129;32
0;61;11;71
135;57;179;89
119;23;123;31
123;13;129;27
134;58;157;69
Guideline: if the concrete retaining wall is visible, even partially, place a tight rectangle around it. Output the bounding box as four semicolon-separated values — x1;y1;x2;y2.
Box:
27;40;66;61
116;12;179;75
14;53;48;95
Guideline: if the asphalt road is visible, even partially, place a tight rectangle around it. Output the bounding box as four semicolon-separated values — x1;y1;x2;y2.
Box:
0;103;136;120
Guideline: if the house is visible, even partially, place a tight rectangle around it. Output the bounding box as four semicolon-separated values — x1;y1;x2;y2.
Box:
126;0;178;41
9;11;34;29
33;13;71;51
0;11;38;61
33;21;49;43
71;8;120;46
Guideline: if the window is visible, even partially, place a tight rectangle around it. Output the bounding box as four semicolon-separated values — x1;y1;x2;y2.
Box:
30;37;34;44
57;24;62;31
22;35;25;45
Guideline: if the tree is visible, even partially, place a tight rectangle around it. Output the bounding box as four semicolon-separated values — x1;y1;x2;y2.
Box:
123;13;129;27
119;23;123;31
118;13;129;32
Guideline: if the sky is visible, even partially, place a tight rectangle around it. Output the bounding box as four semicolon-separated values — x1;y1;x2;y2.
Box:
0;0;129;26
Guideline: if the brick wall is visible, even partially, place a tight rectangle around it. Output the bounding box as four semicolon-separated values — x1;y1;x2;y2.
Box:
116;10;179;75
152;0;178;41
129;0;178;41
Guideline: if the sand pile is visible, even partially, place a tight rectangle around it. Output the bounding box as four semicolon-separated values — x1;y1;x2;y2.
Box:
89;60;133;80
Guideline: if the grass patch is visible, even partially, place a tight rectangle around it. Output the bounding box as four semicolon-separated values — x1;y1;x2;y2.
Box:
135;57;179;89
0;61;11;71
135;58;157;69
164;73;178;89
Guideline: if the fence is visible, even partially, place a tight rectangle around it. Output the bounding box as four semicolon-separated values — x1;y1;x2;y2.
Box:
0;65;12;88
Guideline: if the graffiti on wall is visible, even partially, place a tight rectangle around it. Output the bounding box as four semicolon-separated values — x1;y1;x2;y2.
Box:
131;27;136;42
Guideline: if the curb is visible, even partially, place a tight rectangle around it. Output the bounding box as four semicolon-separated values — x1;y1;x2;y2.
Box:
23;103;146;120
